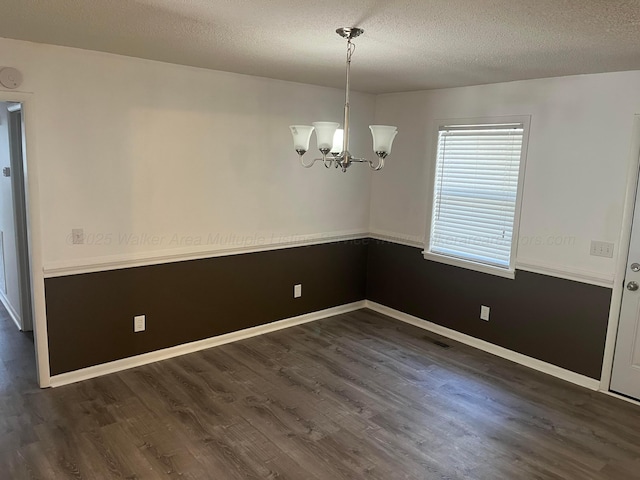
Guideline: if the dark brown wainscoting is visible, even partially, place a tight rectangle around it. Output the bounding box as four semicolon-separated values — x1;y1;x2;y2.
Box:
45;241;368;375
366;240;612;379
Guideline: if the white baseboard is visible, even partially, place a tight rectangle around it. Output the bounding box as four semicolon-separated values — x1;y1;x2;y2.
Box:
49;301;366;388
602;390;640;407
365;301;601;391
47;298;609;394
0;290;22;331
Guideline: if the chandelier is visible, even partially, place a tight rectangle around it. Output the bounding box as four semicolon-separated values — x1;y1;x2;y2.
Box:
289;28;398;173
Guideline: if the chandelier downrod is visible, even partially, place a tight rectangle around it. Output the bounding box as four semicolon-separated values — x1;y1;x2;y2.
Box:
342;36;353;157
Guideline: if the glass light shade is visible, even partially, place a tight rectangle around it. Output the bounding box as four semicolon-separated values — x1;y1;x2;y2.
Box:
369;125;398;155
312;122;340;151
289;125;314;154
331;129;344;154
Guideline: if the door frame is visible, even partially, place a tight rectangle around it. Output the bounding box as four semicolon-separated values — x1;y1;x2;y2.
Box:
0;91;50;388
7;103;33;332
600;114;640;394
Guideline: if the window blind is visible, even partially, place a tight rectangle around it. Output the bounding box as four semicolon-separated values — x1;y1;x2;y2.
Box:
429;124;524;269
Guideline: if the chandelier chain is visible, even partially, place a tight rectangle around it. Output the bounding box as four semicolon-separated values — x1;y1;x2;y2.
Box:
347;40;356;63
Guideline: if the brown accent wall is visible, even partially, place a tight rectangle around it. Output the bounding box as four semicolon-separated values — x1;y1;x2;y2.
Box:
366;240;612;379
45;241;368;375
46;238;613;379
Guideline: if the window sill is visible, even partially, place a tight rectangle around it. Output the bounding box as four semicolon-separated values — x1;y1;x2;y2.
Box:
421;251;516;279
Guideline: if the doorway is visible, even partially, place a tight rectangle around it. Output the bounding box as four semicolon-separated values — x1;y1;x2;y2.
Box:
0;100;35;372
6;103;33;331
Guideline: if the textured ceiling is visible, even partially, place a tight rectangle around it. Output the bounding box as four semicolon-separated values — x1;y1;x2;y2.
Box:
1;0;640;93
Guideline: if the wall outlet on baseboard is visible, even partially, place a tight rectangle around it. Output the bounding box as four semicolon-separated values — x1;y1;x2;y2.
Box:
480;305;490;321
590;240;614;258
294;284;302;298
134;315;145;332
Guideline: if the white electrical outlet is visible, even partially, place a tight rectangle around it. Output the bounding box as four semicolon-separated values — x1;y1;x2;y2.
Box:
480;306;490;321
590;241;614;258
134;315;145;332
294;284;302;298
72;228;84;245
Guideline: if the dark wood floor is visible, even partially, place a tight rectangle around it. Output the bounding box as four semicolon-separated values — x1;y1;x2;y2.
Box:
1;306;640;479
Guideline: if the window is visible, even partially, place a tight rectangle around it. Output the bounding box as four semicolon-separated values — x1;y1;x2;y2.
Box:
424;119;528;278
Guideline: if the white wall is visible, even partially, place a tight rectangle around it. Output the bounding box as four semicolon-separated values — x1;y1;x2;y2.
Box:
0;104;22;324
371;72;640;283
0;37;375;272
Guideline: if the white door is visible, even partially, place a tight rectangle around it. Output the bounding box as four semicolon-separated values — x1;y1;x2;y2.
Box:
611;162;640;400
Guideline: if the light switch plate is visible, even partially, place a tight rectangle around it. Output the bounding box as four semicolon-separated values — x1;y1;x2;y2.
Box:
590;241;614;258
71;228;84;245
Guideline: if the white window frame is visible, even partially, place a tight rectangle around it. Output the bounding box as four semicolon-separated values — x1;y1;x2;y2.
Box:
423;115;530;279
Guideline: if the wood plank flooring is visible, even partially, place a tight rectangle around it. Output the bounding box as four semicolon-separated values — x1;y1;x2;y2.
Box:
1;306;640;479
